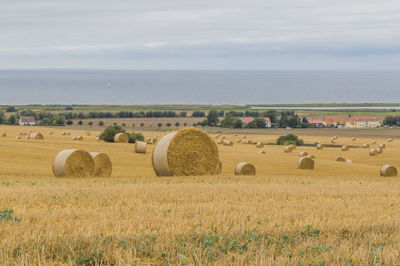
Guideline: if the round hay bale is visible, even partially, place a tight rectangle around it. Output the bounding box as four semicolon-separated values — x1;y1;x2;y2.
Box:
331;139;336;144
387;138;394;142
242;136;247;139
369;149;378;156
62;132;67;135
256;142;264;148
333;136;338;140
341;145;350;151
379;144;386;149
215;133;221;139
221;136;226;140
52;149;95;177
316;144;324;150
380;165;397;177
30;132;44;140
90;152;112;177
237;139;241;143
284;146;293;153
289;144;296;150
135;141;147;153
76;136;83;141
258;150;266;154
363;144;370;148
86;131;91;136
19;132;25;135
298;157;314;170
372;140;377;144
376;148;383;154
346;159;352;164
1;133;7;137
223;140;233;146
25;135;30;139
72;137;77;141
352;137;356;141
234;162;256;176
299;151;308;157
217;139;223;144
336;156;346;162
114;133;129;143
152;128;220;176
246;140;253;144
49;131;54;135
233;134;237;137
16;136;21;140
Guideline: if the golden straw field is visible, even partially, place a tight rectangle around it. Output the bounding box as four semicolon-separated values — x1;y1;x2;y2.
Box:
1;125;400;265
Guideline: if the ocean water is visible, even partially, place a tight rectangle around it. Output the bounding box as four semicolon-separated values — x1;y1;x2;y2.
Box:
0;70;399;105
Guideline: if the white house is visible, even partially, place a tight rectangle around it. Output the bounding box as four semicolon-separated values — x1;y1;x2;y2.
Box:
19;116;36;126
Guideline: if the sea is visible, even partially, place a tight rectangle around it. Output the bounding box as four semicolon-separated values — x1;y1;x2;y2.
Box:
0;70;399;105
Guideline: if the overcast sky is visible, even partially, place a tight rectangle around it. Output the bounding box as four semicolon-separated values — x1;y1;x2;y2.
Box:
1;0;400;70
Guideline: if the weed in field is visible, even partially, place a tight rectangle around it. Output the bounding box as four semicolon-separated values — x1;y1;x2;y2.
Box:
0;209;21;223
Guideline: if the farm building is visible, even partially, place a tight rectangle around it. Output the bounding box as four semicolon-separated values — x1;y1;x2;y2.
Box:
241;117;272;127
308;119;323;128
19;116;36;126
322;116;345;127
345;117;381;128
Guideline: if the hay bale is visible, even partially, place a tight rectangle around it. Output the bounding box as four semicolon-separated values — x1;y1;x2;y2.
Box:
86;131;91;136
114;133;129;143
49;131;54;135
316;144;324;150
72;137;77;141
289;144;296;150
372;140;377;144
299;151;308;157
89;152;112;177
1;133;6;137
152;137;158;143
352;137;356;141
387;138;394;142
217;139;223;144
376;148;383;154
52;149;95;177
152;128;220;176
379;144;386;149
380;165;397;177
346;159;352;164
215;133;221;138
284;146;293;153
333;136;338;140
256;142;264;148
369;149;378;156
223;140;233;146
237;139;241;143
242;136;247;139
234;162;256;175
25;135;30;139
19;132;25;135
336;156;346;162
341;145;350;151
16;136;21;140
221;136;226;140
233;134;237;137
246;140;253;144
135;141;147;153
258;150;265;154
298;157;314;170
62;132;67;135
331;139;336;144
363;144;370;148
30;132;44;140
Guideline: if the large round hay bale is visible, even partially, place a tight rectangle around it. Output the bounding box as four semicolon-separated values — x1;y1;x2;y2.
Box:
234;162;256;176
341;145;350;151
379;144;386;149
90;152;112;177
376;148;383;154
299;151;308;157
380;165;397;177
258;150;266;154
316;144;324;150
85;131;91;136
363;144;370;148
246;140;253;144
30;132;44;140
114;133;129;143
336;156;346;162
352;137;356;141
53;149;95;177
1;133;7;137
223;140;233;146
16;136;21;140
298;157;314;170
256;142;264;148
242;136;247;139
387;138;394;142
369;149;377;156
135;141;147;153
284;146;293;153
237;139;241;143
152;128;220;176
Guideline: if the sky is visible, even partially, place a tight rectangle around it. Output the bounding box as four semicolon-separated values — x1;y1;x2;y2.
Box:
1;0;400;70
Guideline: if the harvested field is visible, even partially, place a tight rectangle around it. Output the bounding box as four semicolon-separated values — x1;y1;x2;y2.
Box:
0;125;400;264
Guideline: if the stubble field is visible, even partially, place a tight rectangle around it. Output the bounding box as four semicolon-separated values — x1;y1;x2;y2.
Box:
0;125;400;265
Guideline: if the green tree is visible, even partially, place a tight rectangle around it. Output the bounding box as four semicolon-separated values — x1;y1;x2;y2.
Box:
276;134;304;146
66;120;73;125
247;118;266;128
220;115;243;128
88;121;93;126
78;120;83;126
175;122;180;127
206;110;219;126
180;111;187;117
166;122;171;127
6;106;17;112
0;111;4;124
100;125;125;142
140;123;144;127
8;115;17;125
99;121;104;126
158;122;162;128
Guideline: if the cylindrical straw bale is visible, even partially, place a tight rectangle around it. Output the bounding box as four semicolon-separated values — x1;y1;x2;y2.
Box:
29;132;44;140
376;148;383;154
372;140;377;144
152;128;220;176
234;162;256;175
379;144;386;149
256;142;264;148
258;150;265;154
237;139;241;143
90;152;112;177
316;144;324;149
223;140;233;146
341;145;350;151
114;133;129;143
298;157;314;170
1;133;7;137
363;144;370;148
336;156;346;162
284;146;293;153
135;141;147;153
380;165;397;177
369;149;377;156
53;149;95;177
352;137;356;141
289;144;296;150
387;138;394;142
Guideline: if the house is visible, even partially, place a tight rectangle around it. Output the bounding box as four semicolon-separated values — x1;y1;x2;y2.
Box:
308;119;323;128
322;116;345;127
241;117;272;128
19;116;36;126
345;117;381;128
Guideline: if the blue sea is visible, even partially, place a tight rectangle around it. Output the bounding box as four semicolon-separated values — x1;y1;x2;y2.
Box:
0;70;399;105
